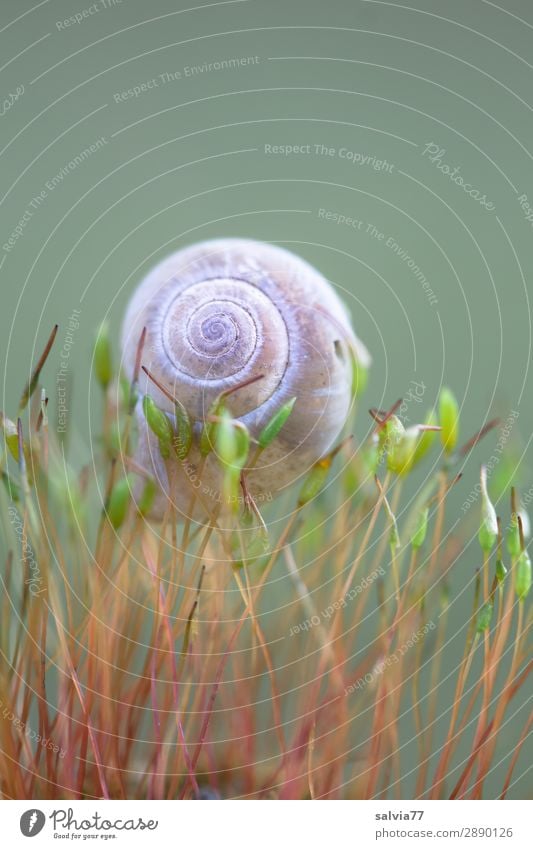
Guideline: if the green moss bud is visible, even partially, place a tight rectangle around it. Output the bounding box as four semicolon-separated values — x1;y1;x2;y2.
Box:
411;507;429;550
258;397;296;449
350;351;368;399
94;323;113;389
107;476;132;529
231;519;270;567
119;375;131;410
298;458;332;507
173;399;192;461
495;558;507;584
138;477;157;517
0;412;21;462
476;600;494;633
107;421;122;457
142;395;173;459
518;508;530;540
216;411;250;471
387;425;418;476
479;466;498;552
439;387;459;454
389;521;401;551
412;409;438;464
215;412;250;506
378;414;404;459
515;549;531;600
363;435;380;475
342;461;359;498
507;515;521;558
2;471;20;502
200;399;224;457
0;413;32;483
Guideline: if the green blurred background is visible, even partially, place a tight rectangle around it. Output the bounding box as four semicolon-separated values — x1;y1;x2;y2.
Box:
1;0;531;798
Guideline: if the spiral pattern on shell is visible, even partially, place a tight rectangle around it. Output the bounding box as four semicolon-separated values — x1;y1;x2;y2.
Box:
121;239;370;517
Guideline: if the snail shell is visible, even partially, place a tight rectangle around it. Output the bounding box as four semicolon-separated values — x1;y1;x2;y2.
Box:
121;239;369;519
